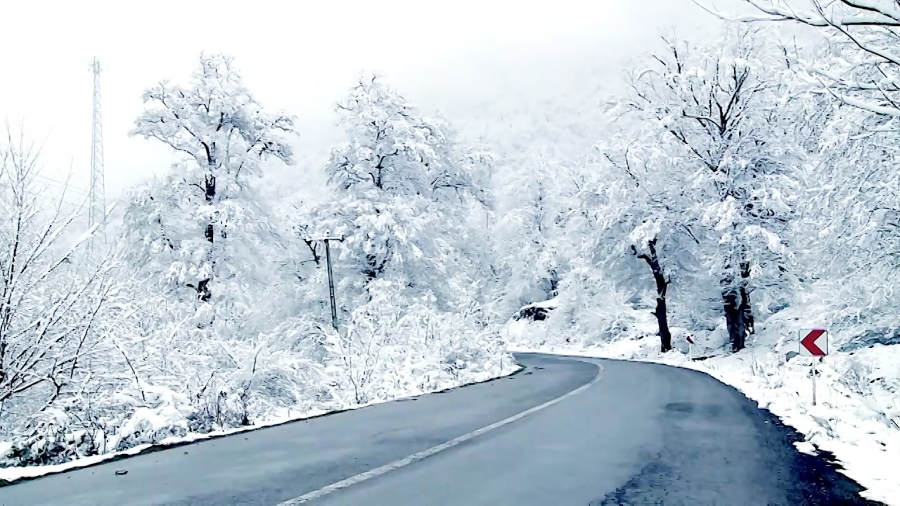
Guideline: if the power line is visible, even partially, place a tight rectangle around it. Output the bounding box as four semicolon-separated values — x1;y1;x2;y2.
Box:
33;173;90;194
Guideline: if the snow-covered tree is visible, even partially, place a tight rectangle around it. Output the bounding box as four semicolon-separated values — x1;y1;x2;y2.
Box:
613;27;803;352
723;0;900;118
126;54;294;307
492;156;578;317
313;74;491;311
0;133;111;409
711;1;900;346
590;131;705;352
293;74;511;404
789;101;900;348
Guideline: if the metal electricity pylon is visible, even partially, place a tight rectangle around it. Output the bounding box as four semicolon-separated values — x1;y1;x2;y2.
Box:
89;57;106;245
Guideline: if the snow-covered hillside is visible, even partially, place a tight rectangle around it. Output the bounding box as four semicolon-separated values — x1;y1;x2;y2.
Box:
1;2;899;501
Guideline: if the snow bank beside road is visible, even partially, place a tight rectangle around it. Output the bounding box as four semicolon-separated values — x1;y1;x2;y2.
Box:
0;358;520;486
509;333;900;505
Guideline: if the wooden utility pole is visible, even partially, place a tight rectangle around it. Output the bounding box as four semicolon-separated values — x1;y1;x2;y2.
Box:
308;235;344;330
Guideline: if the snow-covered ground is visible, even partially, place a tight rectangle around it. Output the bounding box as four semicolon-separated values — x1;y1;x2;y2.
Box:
506;319;900;506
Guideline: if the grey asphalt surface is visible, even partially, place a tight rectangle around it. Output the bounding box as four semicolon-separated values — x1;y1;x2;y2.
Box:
0;353;882;506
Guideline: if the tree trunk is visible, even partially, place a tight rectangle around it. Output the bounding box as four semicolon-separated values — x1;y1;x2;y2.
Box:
739;260;754;335
632;239;672;353
722;286;745;352
721;277;752;353
197;173;216;302
204;173;216;242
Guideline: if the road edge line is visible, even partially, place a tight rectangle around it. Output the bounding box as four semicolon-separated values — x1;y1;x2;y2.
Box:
276;360;603;505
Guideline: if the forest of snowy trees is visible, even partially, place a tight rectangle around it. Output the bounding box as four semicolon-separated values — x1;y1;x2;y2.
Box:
2;0;900;469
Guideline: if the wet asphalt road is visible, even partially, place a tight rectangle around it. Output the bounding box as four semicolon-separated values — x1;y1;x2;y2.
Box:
0;353;883;506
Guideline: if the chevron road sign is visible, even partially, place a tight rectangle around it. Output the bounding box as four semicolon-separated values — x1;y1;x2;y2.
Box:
799;329;828;357
799;328;828;406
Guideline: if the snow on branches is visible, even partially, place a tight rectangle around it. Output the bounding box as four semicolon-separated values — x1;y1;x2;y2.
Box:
611;27;805;352
127;54;295;305
715;0;900;119
314;74;492;310
0;134;113;409
705;0;900;346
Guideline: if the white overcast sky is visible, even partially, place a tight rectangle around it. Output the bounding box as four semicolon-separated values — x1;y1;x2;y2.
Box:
0;0;754;202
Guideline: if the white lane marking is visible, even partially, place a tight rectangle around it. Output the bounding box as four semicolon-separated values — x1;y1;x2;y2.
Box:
276;362;603;505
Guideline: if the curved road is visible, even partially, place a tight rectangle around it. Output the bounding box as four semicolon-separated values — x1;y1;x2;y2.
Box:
0;353;882;506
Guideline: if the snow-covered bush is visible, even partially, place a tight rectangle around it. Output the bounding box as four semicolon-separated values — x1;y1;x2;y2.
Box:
320;281;510;407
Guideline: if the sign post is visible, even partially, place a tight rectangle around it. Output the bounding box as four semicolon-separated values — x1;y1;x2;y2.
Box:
812;359;816;406
686;334;694;360
799;328;828;406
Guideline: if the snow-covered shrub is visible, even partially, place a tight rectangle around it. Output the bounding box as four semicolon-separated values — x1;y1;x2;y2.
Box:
319;280;512;407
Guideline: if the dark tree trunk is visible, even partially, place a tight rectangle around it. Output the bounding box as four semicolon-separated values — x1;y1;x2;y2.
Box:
632;239;672;353
196;173;216;302
204;174;216;239
739;260;754;335
722;286;747;352
721;260;752;353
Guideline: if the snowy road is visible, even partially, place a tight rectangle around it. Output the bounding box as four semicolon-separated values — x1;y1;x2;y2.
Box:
0;353;883;506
